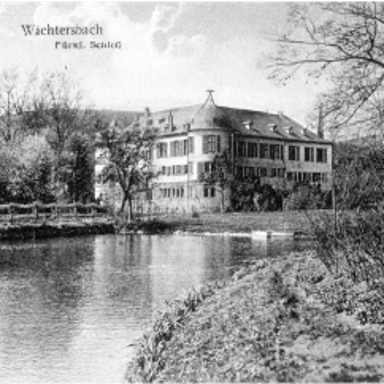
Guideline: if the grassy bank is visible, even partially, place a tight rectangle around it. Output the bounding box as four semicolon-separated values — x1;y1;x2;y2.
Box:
127;250;384;382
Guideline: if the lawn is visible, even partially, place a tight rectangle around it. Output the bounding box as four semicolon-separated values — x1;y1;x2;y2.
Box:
161;210;330;234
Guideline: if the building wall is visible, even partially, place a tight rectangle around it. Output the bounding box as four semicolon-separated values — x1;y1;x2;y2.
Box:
95;121;333;214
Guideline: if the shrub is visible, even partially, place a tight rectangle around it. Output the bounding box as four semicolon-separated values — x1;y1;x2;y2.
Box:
309;209;384;325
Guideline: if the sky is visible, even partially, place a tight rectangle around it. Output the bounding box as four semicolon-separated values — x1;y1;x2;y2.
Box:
0;2;330;125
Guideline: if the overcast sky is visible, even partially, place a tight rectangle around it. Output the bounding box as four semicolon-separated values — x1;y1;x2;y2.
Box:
0;2;329;125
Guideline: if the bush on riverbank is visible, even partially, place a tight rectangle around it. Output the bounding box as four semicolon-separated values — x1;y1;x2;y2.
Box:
309;209;384;284
126;251;384;382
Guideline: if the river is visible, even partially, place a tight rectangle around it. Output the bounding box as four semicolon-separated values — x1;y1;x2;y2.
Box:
0;233;310;383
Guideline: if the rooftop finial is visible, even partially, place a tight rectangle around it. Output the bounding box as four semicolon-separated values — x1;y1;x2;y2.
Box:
206;89;215;105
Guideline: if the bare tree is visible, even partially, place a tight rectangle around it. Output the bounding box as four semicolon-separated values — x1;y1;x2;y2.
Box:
0;68;39;143
41;71;92;160
271;3;384;137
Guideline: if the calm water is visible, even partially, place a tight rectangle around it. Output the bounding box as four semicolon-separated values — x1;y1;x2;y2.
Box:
0;234;310;383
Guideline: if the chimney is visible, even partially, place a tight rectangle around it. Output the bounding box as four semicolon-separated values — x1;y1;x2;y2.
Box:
317;104;324;139
169;111;174;131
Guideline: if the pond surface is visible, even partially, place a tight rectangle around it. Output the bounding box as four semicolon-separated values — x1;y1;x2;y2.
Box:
0;234;311;383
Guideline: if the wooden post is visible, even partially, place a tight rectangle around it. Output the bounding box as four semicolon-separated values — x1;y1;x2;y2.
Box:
34;203;39;222
9;204;13;224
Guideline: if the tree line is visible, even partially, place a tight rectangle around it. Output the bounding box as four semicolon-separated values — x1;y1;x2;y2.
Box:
0;68;140;207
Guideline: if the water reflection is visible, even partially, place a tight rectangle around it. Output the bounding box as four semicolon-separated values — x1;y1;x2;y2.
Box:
0;234;311;383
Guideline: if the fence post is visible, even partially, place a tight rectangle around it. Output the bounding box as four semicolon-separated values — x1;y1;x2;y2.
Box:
9;204;13;224
34;203;39;222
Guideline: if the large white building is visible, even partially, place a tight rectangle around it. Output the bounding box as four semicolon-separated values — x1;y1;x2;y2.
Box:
96;92;332;214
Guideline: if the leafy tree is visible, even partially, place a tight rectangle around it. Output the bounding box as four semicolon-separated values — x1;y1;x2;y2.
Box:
199;150;233;213
97;124;156;219
0;135;54;204
271;3;384;136
65;134;94;203
40;71;94;197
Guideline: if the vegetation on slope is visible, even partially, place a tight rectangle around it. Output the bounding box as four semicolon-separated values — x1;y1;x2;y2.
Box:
127;250;384;382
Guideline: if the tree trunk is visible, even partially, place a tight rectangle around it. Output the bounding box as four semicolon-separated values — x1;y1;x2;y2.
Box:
120;195;127;214
127;198;134;223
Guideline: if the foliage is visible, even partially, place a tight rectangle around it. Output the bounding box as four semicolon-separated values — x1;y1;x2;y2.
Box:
285;184;330;211
309;209;384;325
129;252;384;383
271;3;384;135
97;124;156;217
333;142;384;210
126;284;220;382
231;175;260;211
0;135;55;204
0;67;102;204
65;134;94;203
198;150;233;213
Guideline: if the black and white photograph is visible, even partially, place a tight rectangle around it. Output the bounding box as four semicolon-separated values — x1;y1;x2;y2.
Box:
0;2;384;383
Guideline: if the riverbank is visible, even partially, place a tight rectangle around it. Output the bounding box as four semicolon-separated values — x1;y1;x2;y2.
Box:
120;211;323;236
127;250;384;382
0;220;115;241
0;211;323;240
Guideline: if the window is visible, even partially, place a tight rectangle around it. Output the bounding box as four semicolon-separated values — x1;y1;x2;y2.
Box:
260;143;269;159
313;173;321;182
188;162;194;174
203;135;221;154
183;140;188;156
317;148;327;163
170;141;181;157
244;167;255;177
204;187;215;198
204;162;212;173
321;173;328;182
247;143;258;158
270;144;283;160
271;168;283;178
305;147;314;162
161;166;166;175
236;141;247;157
198;162;213;175
287;172;293;181
259;168;267;177
157;142;168;158
184;165;188;174
288;146;300;161
189;137;195;154
236;166;243;177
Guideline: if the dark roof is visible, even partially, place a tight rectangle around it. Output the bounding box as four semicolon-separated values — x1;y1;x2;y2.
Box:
128;95;329;144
